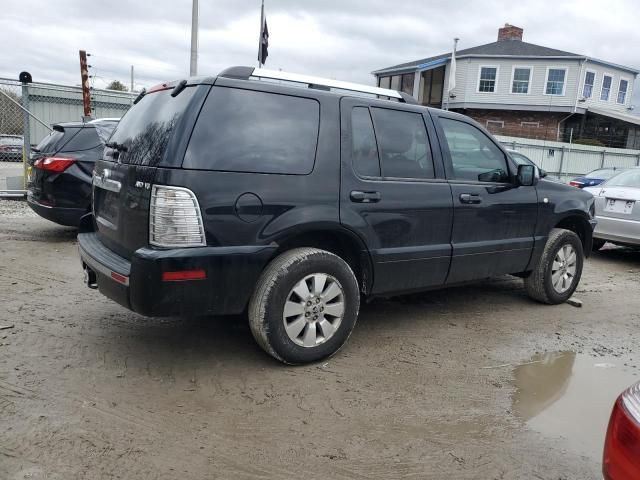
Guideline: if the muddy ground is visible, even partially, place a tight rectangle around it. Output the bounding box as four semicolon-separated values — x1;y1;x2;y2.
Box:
1;197;639;479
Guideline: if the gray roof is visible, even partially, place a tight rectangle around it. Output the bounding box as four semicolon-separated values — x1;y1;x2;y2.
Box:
373;40;638;75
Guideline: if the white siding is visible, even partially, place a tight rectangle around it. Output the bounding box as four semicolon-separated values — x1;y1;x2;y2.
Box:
440;57;637;114
576;62;635;112
447;58;582;108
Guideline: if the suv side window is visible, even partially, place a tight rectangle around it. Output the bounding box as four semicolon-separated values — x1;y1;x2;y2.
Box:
351;107;380;177
370;108;434;179
184;87;320;174
440;118;509;182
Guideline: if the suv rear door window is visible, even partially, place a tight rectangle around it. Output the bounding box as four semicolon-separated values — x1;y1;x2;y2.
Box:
109;86;199;166
440;118;509;182
35;128;78;154
59;128;101;152
370;108;434;179
351;107;381;177
183;87;320;174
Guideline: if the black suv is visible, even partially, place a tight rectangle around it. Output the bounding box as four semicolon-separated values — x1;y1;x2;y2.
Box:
78;67;596;364
28;119;118;226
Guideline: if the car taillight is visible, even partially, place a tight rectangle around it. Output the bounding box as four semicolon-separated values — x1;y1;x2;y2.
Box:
569;181;582;188
603;382;640;480
33;157;76;173
149;185;206;248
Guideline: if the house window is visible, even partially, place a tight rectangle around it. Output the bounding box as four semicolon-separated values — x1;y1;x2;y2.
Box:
583;71;596;98
390;75;401;91
512;67;531;94
478;67;498;93
545;68;566;95
486;120;504;129
379;76;391;89
617;79;629;104
401;73;414;95
601;75;612;101
521;121;540;128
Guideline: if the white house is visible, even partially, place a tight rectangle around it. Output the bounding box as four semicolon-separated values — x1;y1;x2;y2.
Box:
372;24;640;149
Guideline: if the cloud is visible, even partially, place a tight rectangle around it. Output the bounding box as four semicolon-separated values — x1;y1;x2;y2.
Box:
0;0;638;109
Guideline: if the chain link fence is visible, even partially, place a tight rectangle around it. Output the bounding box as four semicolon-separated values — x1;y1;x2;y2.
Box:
0;77;135;196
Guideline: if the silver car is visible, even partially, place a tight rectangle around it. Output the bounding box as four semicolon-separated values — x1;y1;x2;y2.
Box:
585;167;640;250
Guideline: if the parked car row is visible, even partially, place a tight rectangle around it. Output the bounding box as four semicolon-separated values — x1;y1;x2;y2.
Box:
11;67;638;478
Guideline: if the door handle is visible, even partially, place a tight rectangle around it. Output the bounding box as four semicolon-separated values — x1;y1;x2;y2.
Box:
350;190;381;203
459;193;482;204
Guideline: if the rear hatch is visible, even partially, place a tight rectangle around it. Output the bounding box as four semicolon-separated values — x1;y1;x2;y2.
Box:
29;125;81;204
92;81;211;258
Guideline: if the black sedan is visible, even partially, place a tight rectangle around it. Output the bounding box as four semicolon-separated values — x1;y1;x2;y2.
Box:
27;118;118;226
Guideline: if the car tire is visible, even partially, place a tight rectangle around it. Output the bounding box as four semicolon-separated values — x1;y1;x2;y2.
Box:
524;228;584;305
592;238;606;251
248;247;360;364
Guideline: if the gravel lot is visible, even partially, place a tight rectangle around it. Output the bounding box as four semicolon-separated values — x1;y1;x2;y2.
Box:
1;197;639;479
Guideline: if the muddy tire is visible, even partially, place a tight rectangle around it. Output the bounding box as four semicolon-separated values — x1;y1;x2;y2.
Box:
524;228;584;305
248;248;360;364
592;238;606;251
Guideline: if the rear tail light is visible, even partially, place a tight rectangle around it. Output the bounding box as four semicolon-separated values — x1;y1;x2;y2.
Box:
150;185;206;248
603;382;640;480
569;181;582;188
33;157;76;173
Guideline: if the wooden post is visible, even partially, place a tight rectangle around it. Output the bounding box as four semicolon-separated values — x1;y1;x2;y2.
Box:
79;50;91;118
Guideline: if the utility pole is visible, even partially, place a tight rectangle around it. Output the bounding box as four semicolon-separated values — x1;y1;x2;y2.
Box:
190;0;198;76
79;50;91;118
130;65;134;93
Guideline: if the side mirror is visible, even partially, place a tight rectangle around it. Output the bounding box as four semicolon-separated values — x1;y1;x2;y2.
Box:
517;164;539;186
540;169;548;178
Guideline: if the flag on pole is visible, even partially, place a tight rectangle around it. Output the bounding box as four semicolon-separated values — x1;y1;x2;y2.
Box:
448;38;459;96
258;1;269;66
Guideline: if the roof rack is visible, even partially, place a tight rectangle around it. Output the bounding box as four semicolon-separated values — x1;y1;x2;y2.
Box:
218;66;416;104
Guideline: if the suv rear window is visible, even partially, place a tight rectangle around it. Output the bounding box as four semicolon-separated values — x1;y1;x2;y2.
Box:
109;86;199;166
183;87;320;174
59;128;101;152
36;128;78;154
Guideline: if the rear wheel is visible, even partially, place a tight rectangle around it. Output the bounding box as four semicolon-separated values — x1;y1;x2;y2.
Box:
592;238;606;251
525;228;584;304
248;248;360;364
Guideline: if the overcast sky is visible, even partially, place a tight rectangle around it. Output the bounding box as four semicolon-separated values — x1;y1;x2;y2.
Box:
1;0;639;106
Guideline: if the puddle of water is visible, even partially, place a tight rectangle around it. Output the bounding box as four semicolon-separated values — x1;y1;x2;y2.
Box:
512;351;640;459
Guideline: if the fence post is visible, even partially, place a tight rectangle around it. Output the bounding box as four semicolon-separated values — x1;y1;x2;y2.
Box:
558;146;565;178
637;153;640;167
21;82;30;190
600;150;606;169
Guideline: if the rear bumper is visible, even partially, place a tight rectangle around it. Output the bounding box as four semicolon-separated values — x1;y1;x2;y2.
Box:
78;232;277;316
594;215;640;246
27;195;86;227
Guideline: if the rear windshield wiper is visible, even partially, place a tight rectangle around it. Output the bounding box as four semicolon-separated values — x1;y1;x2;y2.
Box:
105;141;128;152
171;80;188;97
133;88;146;105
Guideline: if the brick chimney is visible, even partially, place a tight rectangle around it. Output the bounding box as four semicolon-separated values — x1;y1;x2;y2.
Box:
498;23;523;41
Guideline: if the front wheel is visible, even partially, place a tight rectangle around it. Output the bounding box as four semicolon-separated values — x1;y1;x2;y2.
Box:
248;248;360;364
524;228;584;304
